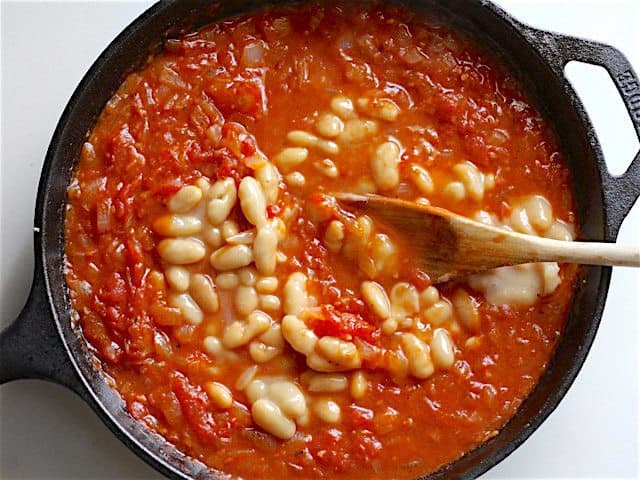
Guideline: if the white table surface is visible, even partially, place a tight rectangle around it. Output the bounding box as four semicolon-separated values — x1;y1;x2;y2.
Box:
1;1;638;478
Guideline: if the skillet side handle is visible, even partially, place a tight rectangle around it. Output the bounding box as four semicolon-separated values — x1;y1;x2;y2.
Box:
0;266;84;394
538;31;640;236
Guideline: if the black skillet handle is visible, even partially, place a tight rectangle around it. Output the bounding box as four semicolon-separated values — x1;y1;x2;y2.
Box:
0;260;85;395
525;28;640;236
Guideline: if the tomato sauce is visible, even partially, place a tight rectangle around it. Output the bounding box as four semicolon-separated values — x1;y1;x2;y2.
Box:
64;2;577;479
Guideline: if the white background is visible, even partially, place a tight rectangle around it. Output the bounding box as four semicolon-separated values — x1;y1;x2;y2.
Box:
1;1;638;479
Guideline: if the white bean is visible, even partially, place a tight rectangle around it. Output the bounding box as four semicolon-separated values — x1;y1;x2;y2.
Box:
239;176;267;227
254;223;278;275
203;336;223;356
361;281;391;319
400;333;434;379
356;97;400;121
206;178;237;225
287;130;339;155
268;381;306;419
284;272;308;315
205;382;233;409
313;159;339;178
316;336;362;369
154;214;202;236
215;272;239;290
422;299;453;326
226;229;256;245
221;220;240;240
238;266;258;286
223;310;271;348
274;148;308;172
330;95;356;119
203;226;223;248
523;195;553;232
252;399;296;440
235;286;259;317
371;141;400;190
158;238;205;264
189;274;219;313
169;293;203;325
285;171;306;188
235;365;259;390
210;245;253;271
339;118;378;143
259;294;281;312
390;282;420;316
165;266;190;292
452;289;480;331
316;112;344;138
256;276;278;294
454;161;484;201
282;314;317;355
324;220;345;253
350;371;368;399
409;164;434;195
255;162;280;204
168;185;202;213
443;181;466;201
314;399;341;423
430;328;455;369
306;373;348;393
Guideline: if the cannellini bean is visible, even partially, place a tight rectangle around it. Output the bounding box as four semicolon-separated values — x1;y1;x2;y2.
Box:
544;220;574;241
223;310;271;348
313;159;339;178
205;381;233;409
452;289;480;331
206;125;222;146
316;113;344;138
165;266;190;292
314;399;341;423
256;276;278;293
282;314;318;355
339;118;378;143
236;365;259;390
189;274;219;313
206;178;237;225
422;299;453;326
254;223;278;275
169;293;203;325
390;282;420;316
381;317;398;335
239;177;267;227
194;177;211;194
203;336;223;356
356;97;400;121
371;141;400;190
245;154;268;170
226;230;256;245
158;238;205;264
367;233;398;277
354;177;377;194
268;381;306;418
316;336;362;369
238;267;258;286
443;181;466;201
154;214;202;237
350;371;368;399
454;161;484;201
324;220;345;253
409;164;434;195
361;281;391;319
522;195;553;231
416;197;430;206
284;272;308;315
249;324;284;363
210;245;253;271
215;272;239;290
252;399;296;440
306;352;348;372
330;95;356;119
285;171;306;188
510;206;536;235
274;147;308;172
235;286;259;316
221;220;240;240
306;373;348;392
245;379;267;403
287;130;339;155
203;226;223;248
484;173;496;190
255;162;280;204
430;328;455;369
419;286;440;308
168;185;202;213
401;333;434;379
259;294;281;311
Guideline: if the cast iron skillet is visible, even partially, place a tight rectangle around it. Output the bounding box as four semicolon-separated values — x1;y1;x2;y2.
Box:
1;1;639;479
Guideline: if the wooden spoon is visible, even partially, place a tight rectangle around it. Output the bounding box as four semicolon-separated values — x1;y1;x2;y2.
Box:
335;193;640;283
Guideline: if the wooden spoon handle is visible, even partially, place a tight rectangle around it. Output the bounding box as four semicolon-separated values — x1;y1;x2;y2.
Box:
524;237;640;267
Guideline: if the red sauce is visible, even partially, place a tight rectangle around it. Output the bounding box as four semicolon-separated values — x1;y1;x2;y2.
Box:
64;3;577;479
